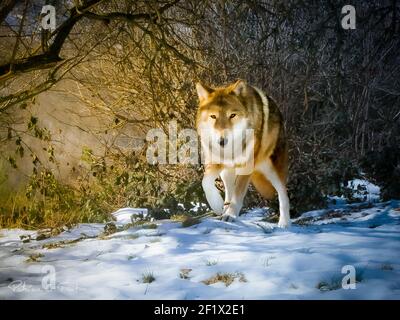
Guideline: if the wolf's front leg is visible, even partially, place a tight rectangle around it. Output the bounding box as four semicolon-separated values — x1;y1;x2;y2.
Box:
221;174;251;222
258;161;291;228
202;165;224;214
220;168;236;207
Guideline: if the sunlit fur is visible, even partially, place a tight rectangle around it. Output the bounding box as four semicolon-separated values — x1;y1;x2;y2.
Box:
196;80;291;228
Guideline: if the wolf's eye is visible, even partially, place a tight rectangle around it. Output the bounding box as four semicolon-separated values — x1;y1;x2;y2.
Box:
230;113;236;119
210;115;216;119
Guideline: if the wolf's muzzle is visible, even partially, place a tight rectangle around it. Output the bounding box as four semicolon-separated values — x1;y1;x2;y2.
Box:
218;137;228;147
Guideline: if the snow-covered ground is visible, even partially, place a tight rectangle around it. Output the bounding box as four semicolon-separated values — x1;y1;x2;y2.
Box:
1;196;399;299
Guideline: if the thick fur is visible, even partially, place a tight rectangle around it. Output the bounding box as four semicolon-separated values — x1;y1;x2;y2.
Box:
196;80;291;227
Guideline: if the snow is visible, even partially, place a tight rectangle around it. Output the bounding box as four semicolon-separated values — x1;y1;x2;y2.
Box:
348;179;381;202
1;196;400;300
327;179;381;206
112;208;149;225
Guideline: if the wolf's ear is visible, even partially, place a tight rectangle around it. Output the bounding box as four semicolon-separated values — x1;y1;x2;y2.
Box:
196;82;213;102
231;79;247;96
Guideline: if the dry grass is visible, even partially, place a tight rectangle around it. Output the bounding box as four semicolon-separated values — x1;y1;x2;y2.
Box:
202;272;247;287
26;253;44;262
316;280;342;291
170;214;187;222
41;234;98;249
42;239;81;249
0;188;109;230
171;212;218;228
141;272;156;284
181;216;201;228
179;268;192;279
171;214;202;228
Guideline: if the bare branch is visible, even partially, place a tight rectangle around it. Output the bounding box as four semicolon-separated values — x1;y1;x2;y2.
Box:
0;0;181;80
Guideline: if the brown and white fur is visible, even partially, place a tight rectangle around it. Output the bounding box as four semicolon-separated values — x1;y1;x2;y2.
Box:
195;80;290;228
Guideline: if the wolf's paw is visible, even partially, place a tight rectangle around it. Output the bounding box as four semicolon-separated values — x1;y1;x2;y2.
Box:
221;203;238;222
221;205;238;222
277;218;291;228
221;213;236;222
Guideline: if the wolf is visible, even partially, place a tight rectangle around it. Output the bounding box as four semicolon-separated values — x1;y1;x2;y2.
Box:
195;80;290;228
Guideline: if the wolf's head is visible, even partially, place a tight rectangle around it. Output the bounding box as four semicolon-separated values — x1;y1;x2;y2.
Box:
195;80;255;164
195;80;250;146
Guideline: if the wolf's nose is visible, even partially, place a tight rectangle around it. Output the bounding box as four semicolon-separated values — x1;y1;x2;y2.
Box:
218;137;228;147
